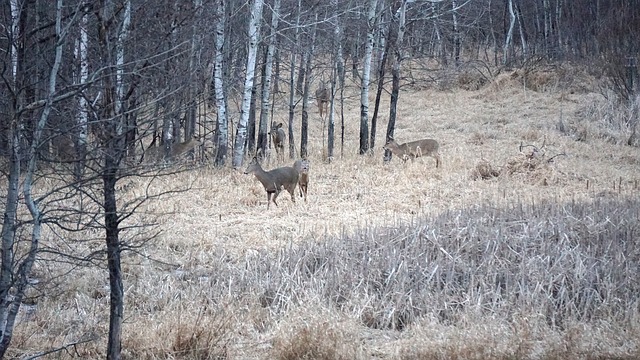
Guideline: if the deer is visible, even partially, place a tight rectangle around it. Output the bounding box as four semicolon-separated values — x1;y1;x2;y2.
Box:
293;158;310;202
270;122;286;163
144;136;203;164
383;137;441;168
244;157;299;209
315;81;329;118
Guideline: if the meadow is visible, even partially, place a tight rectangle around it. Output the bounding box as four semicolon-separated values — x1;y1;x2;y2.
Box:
8;65;640;359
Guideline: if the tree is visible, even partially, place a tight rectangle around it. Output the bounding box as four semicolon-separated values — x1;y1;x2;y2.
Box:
0;1;69;355
327;0;345;160
257;0;281;158
287;0;301;158
370;4;389;151
384;0;407;162
359;0;378;155
213;0;229;166
300;13;318;159
232;0;264;168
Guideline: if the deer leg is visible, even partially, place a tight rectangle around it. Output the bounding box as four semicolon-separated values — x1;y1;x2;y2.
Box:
266;192;273;209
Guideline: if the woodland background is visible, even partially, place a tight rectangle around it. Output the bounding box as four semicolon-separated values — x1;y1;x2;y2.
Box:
0;0;639;358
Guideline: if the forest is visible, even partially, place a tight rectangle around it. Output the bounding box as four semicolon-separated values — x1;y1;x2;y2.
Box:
0;0;639;358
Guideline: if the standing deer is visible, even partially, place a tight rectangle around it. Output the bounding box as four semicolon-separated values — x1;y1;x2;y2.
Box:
244;157;299;209
270;122;286;163
383;138;441;168
293;158;310;202
315;81;329;118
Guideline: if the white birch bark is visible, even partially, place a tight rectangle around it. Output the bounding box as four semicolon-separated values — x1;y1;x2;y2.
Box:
0;1;66;354
9;0;20;81
214;0;228;166
452;0;460;66
232;0;264;168
75;8;89;174
328;0;343;159
359;0;378;154
258;0;281;156
503;0;516;65
115;0;131;131
288;0;301;158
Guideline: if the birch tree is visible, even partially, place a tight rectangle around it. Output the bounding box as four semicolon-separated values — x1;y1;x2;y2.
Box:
75;6;89;179
452;0;461;66
232;0;264;168
359;0;378;154
384;0;407;162
503;0;516;65
300;13;318;159
258;0;281;158
0;0;68;355
287;0;301;158
213;0;229;166
327;0;344;160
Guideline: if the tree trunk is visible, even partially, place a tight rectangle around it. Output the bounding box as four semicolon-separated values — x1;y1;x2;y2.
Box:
288;0;301;158
452;0;461;66
232;0;263;168
0;0;64;355
97;1;128;357
214;0;228;166
503;0;516;65
247;77;258;154
75;9;89;179
359;0;378;154
384;0;406;162
257;0;280;158
328;0;342;160
302;14;317;159
370;20;389;151
300;50;310;158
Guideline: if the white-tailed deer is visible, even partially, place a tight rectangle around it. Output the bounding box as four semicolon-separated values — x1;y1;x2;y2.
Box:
315;81;329;118
144;136;203;164
383;138;441;168
293;158;310;202
270;122;286;163
244;157;299;209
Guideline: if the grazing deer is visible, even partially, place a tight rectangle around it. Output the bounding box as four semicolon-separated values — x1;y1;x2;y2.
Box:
270;122;286;163
293;158;310;202
244;157;299;209
144;136;203;164
383;138;441;168
315;81;329;118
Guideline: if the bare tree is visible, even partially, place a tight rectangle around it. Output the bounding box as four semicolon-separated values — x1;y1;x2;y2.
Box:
301;13;318;159
258;0;281;158
214;0;229;166
359;0;378;154
287;0;301;158
232;0;264;168
384;0;407;162
327;0;344;160
0;0;70;355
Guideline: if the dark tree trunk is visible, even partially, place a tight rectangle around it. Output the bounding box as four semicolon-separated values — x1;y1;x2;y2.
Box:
370;31;390;151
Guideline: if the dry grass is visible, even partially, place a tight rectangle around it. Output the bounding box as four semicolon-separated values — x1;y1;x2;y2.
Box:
6;67;640;359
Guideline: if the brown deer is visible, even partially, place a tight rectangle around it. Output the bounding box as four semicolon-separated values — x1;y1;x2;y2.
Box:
383;138;441;168
244;157;299;209
315;81;329;118
293;158;310;202
270;122;286;163
144;136;203;164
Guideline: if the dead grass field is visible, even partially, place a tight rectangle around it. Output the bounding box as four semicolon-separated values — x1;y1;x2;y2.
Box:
8;68;640;359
